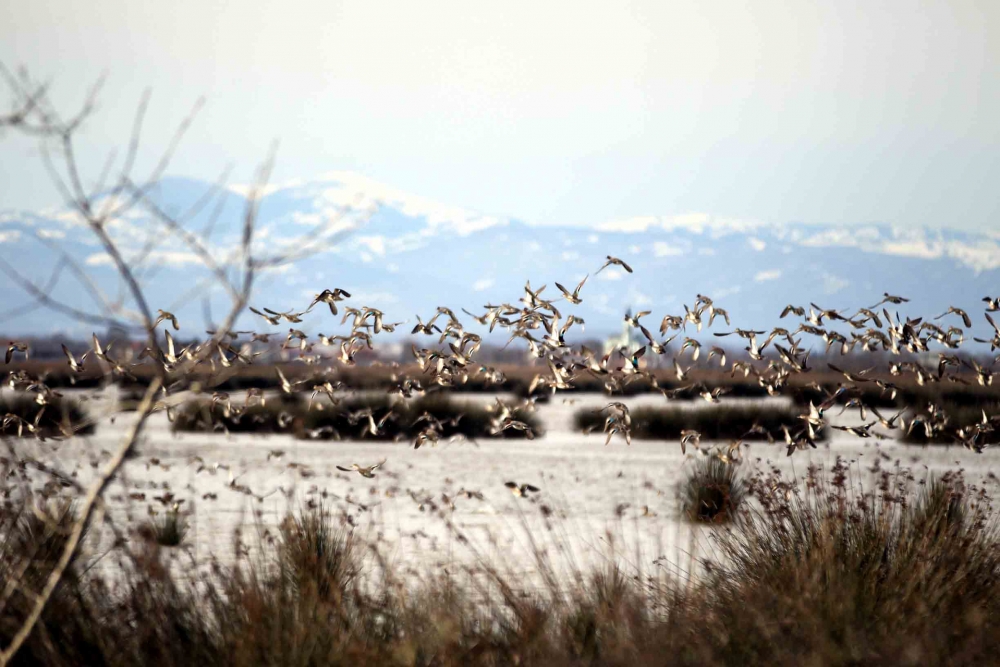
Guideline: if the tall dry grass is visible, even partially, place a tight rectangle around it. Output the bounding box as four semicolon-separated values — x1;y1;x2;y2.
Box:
680;457;747;523
0;463;997;665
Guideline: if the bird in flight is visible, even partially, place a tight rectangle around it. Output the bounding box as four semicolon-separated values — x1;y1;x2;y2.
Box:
597;255;633;274
871;292;909;308
336;459;386;478
61;344;88;372
309;288;352;315
249;306;281;326
555;274;588;304
935;306;972;328
5;341;28;364
153;309;180;330
504;481;541;497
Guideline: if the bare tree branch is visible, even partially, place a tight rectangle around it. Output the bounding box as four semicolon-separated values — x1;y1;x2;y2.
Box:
0;255;127;328
0;376;163;666
125;181;242;300
0;65;281;665
30;231;117;316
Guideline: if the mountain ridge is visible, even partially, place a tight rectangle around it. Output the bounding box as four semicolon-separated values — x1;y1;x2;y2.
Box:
0;172;997;339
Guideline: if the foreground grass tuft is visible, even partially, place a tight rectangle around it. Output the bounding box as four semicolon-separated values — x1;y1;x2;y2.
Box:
681;457;746;523
138;510;189;548
276;504;361;602
1;466;999;665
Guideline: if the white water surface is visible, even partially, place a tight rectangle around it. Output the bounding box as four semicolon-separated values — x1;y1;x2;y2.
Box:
12;387;999;584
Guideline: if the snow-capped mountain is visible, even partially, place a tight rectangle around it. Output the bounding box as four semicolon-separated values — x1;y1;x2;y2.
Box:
0;173;998;340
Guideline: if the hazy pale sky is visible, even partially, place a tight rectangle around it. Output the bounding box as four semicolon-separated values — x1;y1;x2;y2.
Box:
2;1;998;230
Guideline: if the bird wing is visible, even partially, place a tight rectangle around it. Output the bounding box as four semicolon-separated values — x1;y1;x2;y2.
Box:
165;330;176;359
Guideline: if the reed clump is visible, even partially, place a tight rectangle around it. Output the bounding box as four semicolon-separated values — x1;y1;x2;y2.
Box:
790;382;899;407
138;510;189;548
171;393;305;435
173;394;542;440
901;402;1000;446
791;381;1000;412
172;393;541;440
681;457;746;523
683;462;1000;664
0;392;95;438
575;403;826;441
300;394;542;440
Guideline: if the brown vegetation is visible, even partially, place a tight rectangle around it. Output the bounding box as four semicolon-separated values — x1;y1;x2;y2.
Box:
680;457;746;523
0;466;997;665
171;393;541;440
0;394;95;439
575;403;827;441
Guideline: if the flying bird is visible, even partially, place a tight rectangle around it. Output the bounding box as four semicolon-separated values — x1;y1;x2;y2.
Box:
249;306;281;326
597;255;633;274
504;481;541;497
555;274;589;304
5;341;27;364
153;309;180;330
336;459;386;478
61;344;88;372
309;288;351;315
935;306;972;328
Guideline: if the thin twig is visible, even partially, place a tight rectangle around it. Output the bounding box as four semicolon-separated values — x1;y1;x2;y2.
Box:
0;377;163;666
0;256;125;327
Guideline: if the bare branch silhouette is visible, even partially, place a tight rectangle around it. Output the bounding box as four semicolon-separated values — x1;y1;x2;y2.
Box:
0;67;275;663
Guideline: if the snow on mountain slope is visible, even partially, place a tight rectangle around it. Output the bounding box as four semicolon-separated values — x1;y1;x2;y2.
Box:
0;173;997;339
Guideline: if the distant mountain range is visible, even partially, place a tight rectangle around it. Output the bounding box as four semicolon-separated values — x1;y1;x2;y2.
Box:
1;172;998;342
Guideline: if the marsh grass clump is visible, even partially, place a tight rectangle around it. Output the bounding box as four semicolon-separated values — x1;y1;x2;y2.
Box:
688;461;1000;664
901;402;1000;446
792;381;1000;413
791;382;899;408
681;457;746;523
411;394;542;439
139;510;189;548
575;403;824;441
171;393;305;435
117;388;146;412
909;473;969;536
0;392;95;438
275;504;361;602
172;391;542;439
299;393;542;440
296;393;398;439
0;500;219;666
0;501;79;589
0;476;997;665
208;505;373;664
901;385;1000;409
4;360;106;389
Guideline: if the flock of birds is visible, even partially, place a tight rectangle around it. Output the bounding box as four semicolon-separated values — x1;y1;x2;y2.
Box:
2;253;1000;522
